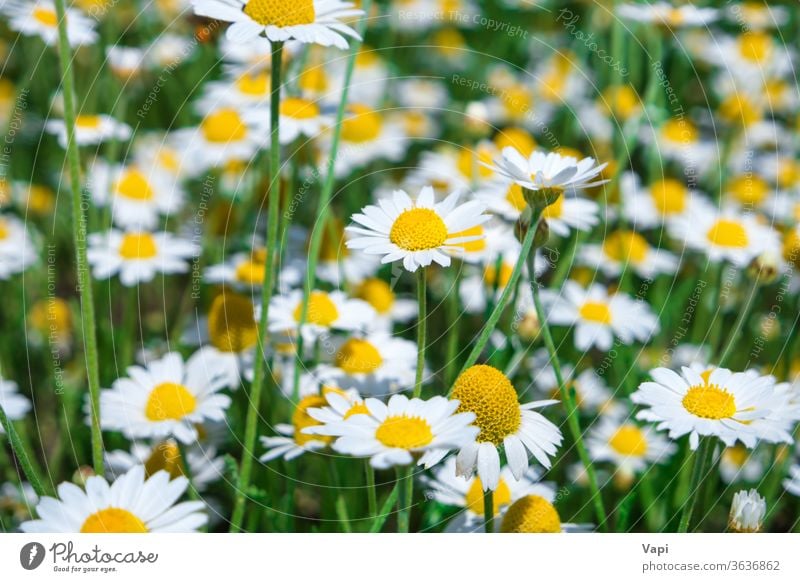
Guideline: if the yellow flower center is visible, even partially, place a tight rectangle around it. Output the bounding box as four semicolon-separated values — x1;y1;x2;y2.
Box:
500;495;562;533
75;114;102;129
719;93;762;127
234;259;265;285
28;298;71;336
293;291;339;326
236;71;269;96
484;262;513;289
602;230;649;264
602;85;640;119
456;145;495;181
299;66;329;93
33;7;58;27
500;85;533;118
609;425;648;457
706;219;748;248
465;477;511;516
374;415;434;449
341;104;381;143
80;508;148;533
494;127;536;157
145;382;197;421
727;175;769;206
143;441;184;479
201;108;247;143
649;178;687;215
0;218;8;240
293;394;332;446
343;401;370;419
451;365;520;446
280;97;320;119
682;384;737;420
722;445;749;468
118;232;158;260
541;193;564;219
242;0;316;26
738;31;770;63
355;278;395;314
661;118;697;143
207;291;258;353
579;301;612;325
26;184;55;214
505;183;527;212
115;168;155;201
335;338;383;374
783;230;800;268
449;224;486;253
389;207;448;251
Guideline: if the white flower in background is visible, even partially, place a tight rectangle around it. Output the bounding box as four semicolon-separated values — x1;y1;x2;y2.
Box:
632;366;792;449
620;172;713;229
487;148;608;194
346;186;489;272
351;277;418;330
192;0;362;49
719;445;765;484
617;2;719;27
580;229;679;279
45;114;131;148
542;282;660;351
0;378;31;432
267;289;375;342
407;142;499;195
784;465;800;498
173;106;266;169
0;214;37;279
106;46;147;80
2;0;98;46
87;229;197;286
728;489;766;533
100;351;232;444
20;466;206;532
530;350;613;414
587;417;676;479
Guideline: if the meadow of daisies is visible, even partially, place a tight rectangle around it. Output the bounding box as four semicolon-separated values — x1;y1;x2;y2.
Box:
0;0;800;536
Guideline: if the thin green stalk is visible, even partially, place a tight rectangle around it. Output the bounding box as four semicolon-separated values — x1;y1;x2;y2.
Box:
230;40;284;532
396;466;413;533
483;490;494;533
365;460;377;519
369;481;400;533
328;460;352;533
413;269;427;398
53;0;104;475
0;403;48;497
444;268;461;388
677;437;714;533
716;275;759;368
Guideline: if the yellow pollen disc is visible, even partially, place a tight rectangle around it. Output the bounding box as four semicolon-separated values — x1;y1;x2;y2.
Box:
451;365;521;446
201;108;247;143
27;184;55;214
500;495;561;533
207;292;258;353
505;183;527;212
242;0;316;26
28;298;71;335
280;97;320;119
706;219;749;248
143;441;184;479
158;150;180;173
500;85;533;118
335;338;383;374
609;425;648;457
484;262;513;289
294;291;339;326
118;232;158;260
355;278;395;314
738;31;770;63
145;382;197;421
722;445;749;468
299;66;328;93
783;230;800;268
115;168;155;201
661;118;697;143
602;230;649;264
341;104;382;143
236;72;269;96
541;192;564;219
727;175;769;206
234;259;265;285
494;127;536;157
456;146;495;181
293;394;332;446
649;178;687;215
719;93;761;127
389;207;448;251
682;384;737;420
602;85;640;119
579;301;612;325
374;415;434;449
465;478;511;516
343;401;370;419
0;218;8;240
80;508;148;533
450;224;486;253
75;114;101;129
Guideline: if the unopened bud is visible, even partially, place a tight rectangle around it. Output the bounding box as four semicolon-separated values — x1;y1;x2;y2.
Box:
728;489;766;533
747;251;780;284
523;186;564;213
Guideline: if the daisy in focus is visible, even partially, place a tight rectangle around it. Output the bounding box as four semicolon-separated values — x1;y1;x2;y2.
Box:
345;186;489;272
20;466;206;533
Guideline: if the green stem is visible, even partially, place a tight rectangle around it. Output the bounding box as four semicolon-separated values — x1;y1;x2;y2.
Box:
53;0;104;475
483;490;494;533
396;466;413;533
230;40;284;533
413;269;427;398
677;437;714;533
444;268;461;388
0;403;48;497
716;275;759;368
365;460;377;520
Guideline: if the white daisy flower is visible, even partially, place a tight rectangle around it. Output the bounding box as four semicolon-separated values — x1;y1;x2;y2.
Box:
784;465;800;498
267;289;375;342
3;0;98;47
727;3;789;30
452;365;563;491
346;186;490;272
351;277;417;330
530;350;612;413
670;207;780;267
200;69;272;109
147;33;194;70
476;179;532;222
204;248;269;290
0;378;31;432
643;117;716;170
275;96;332;144
192;0;362;49
407;142;499;195
542;282;660;351
87;229;197;287
579;229;679;279
620;171;713;229
631;366;792;450
719;444;765;484
20;466;206;533
100;351;232;444
728;489;766;533
304;386;368;427
45;114;131;149
498;494;586;533
587;417;676;479
0;213;37;279
106;46;147;80
617;2;719;27
317;393;479;470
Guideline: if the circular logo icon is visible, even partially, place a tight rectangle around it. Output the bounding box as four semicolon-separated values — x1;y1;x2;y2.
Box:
20;542;46;570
